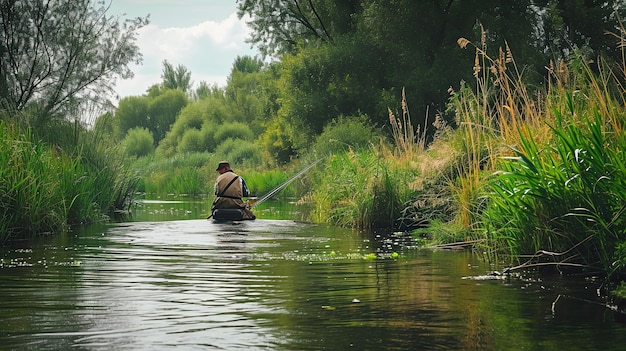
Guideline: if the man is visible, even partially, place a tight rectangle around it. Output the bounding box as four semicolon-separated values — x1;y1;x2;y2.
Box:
211;161;256;220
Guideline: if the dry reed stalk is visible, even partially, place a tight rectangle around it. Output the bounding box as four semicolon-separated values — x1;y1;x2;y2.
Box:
387;88;428;160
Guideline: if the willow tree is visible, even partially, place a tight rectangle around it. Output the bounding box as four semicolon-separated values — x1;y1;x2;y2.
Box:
0;0;147;127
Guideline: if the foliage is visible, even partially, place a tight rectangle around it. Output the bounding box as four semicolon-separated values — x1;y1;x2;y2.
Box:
484;108;626;276
238;0;625;159
214;122;254;144
237;0;351;57
178;129;205;154
114;96;149;139
160;60;193;93
139;152;215;195
243;169;289;198
311;149;417;228
276;34;390;149
0;0;147;124
0;120;138;242
230;55;265;74
114;88;188;144
257;117;296;165
214;138;262;167
435;27;626;278
313;114;381;156
122;127;154;157
155;98;221;157
148;89;189;142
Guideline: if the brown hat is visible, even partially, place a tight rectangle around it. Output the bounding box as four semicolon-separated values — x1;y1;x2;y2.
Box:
216;161;230;171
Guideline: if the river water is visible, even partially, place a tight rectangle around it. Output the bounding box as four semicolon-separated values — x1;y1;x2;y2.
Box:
1;199;626;350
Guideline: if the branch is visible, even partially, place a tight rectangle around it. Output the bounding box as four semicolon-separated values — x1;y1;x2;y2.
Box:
504;235;597;273
307;0;332;42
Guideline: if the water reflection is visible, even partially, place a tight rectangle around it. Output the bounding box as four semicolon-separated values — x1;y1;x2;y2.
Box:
1;203;626;350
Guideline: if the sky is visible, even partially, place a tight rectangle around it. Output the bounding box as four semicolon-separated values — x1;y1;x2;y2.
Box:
108;0;259;99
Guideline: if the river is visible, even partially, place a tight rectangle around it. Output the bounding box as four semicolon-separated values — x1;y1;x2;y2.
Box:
1;199;625;350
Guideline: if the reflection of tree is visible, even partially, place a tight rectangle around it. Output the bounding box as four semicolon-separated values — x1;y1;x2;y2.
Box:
0;232;84;348
252;229;503;350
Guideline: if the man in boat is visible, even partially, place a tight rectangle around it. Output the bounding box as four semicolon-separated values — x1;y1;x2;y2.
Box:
211;161;256;220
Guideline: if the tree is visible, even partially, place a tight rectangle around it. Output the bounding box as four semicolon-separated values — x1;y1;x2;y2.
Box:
237;0;360;57
147;89;188;142
160;60;192;93
115;89;187;144
241;0;626;157
534;0;623;62
0;0;147;125
115;96;149;140
231;55;265;74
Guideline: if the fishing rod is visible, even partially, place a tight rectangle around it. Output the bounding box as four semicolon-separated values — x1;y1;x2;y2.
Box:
250;158;322;209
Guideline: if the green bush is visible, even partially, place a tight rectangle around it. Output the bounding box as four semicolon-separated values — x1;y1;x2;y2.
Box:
314;115;382;156
311;149;415;228
214;138;262;167
214;122;254;144
122;127;154;157
179;129;205;153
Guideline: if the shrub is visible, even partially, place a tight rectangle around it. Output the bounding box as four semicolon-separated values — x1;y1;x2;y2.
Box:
122;127;154;157
311;149;416;228
314;115;382;156
179;129;205;153
214;122;254;144
214;138;262;167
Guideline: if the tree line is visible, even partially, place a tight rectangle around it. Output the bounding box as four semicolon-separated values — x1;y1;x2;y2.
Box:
94;1;626;167
2;1;623;166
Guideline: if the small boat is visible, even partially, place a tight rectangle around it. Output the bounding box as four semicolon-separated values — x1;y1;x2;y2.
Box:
209;159;321;222
211;209;253;221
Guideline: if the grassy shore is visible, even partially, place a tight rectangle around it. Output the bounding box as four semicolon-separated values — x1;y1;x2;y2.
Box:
0;121;137;243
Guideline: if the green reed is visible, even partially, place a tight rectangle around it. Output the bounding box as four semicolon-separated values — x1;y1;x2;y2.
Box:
0;123;65;239
311;149;415;229
139;152;214;195
243;169;289;198
0;121;140;243
449;31;626;278
483;84;626;276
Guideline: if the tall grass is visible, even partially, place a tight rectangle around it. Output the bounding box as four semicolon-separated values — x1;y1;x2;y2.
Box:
138;152;215;195
452;29;626;276
311;148;416;229
0;120;138;242
483;94;626;275
137;151;272;197
0;123;66;239
387;87;427;159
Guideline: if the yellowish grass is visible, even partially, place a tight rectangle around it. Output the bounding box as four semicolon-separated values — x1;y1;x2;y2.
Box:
388;87;428;161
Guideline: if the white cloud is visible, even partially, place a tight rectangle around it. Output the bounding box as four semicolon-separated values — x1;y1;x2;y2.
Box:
113;12;256;100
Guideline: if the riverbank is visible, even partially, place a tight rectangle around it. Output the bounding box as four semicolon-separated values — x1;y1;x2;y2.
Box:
0;120;137;243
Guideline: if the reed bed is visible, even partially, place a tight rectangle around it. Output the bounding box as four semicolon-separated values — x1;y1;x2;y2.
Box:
451;30;626;277
0;121;139;243
311;147;417;229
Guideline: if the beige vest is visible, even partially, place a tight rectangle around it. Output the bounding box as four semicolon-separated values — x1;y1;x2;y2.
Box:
213;171;245;209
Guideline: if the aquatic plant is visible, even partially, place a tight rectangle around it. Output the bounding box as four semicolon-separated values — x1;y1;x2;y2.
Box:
484;100;626;275
0;120;138;242
139;152;214;195
467;41;626;276
311;149;417;229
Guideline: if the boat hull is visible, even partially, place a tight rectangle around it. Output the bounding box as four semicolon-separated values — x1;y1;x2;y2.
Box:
212;209;253;221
